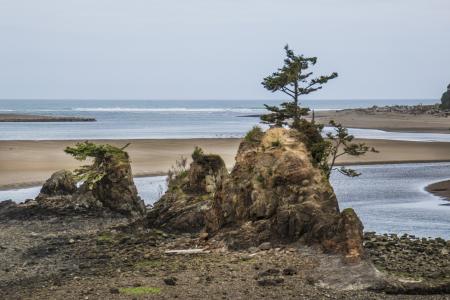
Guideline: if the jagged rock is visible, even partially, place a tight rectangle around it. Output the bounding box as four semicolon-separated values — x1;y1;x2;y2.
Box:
205;128;365;262
147;150;227;232
36;170;77;201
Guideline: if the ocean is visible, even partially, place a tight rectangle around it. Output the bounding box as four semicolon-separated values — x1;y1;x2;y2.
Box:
0;99;441;141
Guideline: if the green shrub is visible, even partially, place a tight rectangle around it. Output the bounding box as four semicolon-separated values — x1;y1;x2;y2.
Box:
192;146;204;161
64;141;130;189
119;287;161;296
244;126;264;143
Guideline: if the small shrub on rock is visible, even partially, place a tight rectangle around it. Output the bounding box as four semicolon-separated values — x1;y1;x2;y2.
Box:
244;126;264;143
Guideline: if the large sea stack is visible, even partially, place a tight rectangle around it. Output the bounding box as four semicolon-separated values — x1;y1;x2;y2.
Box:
205;128;364;263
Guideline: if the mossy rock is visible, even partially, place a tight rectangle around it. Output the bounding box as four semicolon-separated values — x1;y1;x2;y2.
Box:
119;287;161;296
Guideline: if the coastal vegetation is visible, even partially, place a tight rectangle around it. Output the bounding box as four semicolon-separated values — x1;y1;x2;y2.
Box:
440;83;450;110
244;125;264;143
324;120;378;178
64;141;131;189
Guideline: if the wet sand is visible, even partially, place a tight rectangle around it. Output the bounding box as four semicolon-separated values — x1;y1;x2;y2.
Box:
425;180;450;202
2;138;450;190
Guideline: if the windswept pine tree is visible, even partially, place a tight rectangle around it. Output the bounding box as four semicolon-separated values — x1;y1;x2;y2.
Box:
261;45;377;177
64;141;130;189
261;45;337;125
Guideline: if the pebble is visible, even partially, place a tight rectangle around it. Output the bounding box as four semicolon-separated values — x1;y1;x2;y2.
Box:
282;267;297;276
164;277;177;286
258;242;271;251
257;278;284;286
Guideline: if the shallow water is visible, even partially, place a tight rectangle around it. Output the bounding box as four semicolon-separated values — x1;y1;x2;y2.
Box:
325;127;450;143
331;163;450;239
1;163;449;239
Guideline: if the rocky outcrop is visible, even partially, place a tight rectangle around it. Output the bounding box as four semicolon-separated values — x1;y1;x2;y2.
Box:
36;170;77;201
147;149;227;232
77;151;145;216
205;128;364;262
35;151;145;217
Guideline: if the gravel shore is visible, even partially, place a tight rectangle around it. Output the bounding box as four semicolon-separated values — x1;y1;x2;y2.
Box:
0;202;448;299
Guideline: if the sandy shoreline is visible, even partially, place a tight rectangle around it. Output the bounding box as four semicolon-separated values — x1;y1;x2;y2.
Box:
2;138;450;190
314;109;450;133
425;180;450;203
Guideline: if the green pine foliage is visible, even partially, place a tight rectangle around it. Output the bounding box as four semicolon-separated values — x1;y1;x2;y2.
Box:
64;141;130;189
261;45;377;178
323;120;378;178
261;44;337;125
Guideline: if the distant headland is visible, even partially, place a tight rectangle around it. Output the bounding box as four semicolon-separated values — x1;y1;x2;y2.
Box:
0;113;96;122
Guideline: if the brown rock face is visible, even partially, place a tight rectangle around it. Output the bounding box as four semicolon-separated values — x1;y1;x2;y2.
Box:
205;128;364;262
147;152;227;232
90;152;145;216
36;170;77;201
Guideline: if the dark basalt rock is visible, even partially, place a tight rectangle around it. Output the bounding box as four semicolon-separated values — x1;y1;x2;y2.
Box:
146;150;227;232
81;151;146;217
36;170;77;201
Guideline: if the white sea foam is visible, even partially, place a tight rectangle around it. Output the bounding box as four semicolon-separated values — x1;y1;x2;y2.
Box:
72;107;266;113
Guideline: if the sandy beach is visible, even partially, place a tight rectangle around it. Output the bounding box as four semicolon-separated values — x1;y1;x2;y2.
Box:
314;109;450;133
425;179;450;203
2;138;450;190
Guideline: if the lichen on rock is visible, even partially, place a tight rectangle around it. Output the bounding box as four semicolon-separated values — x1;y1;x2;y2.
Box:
146;147;227;232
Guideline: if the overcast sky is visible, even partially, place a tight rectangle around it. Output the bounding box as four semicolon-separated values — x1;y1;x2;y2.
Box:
0;0;449;100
